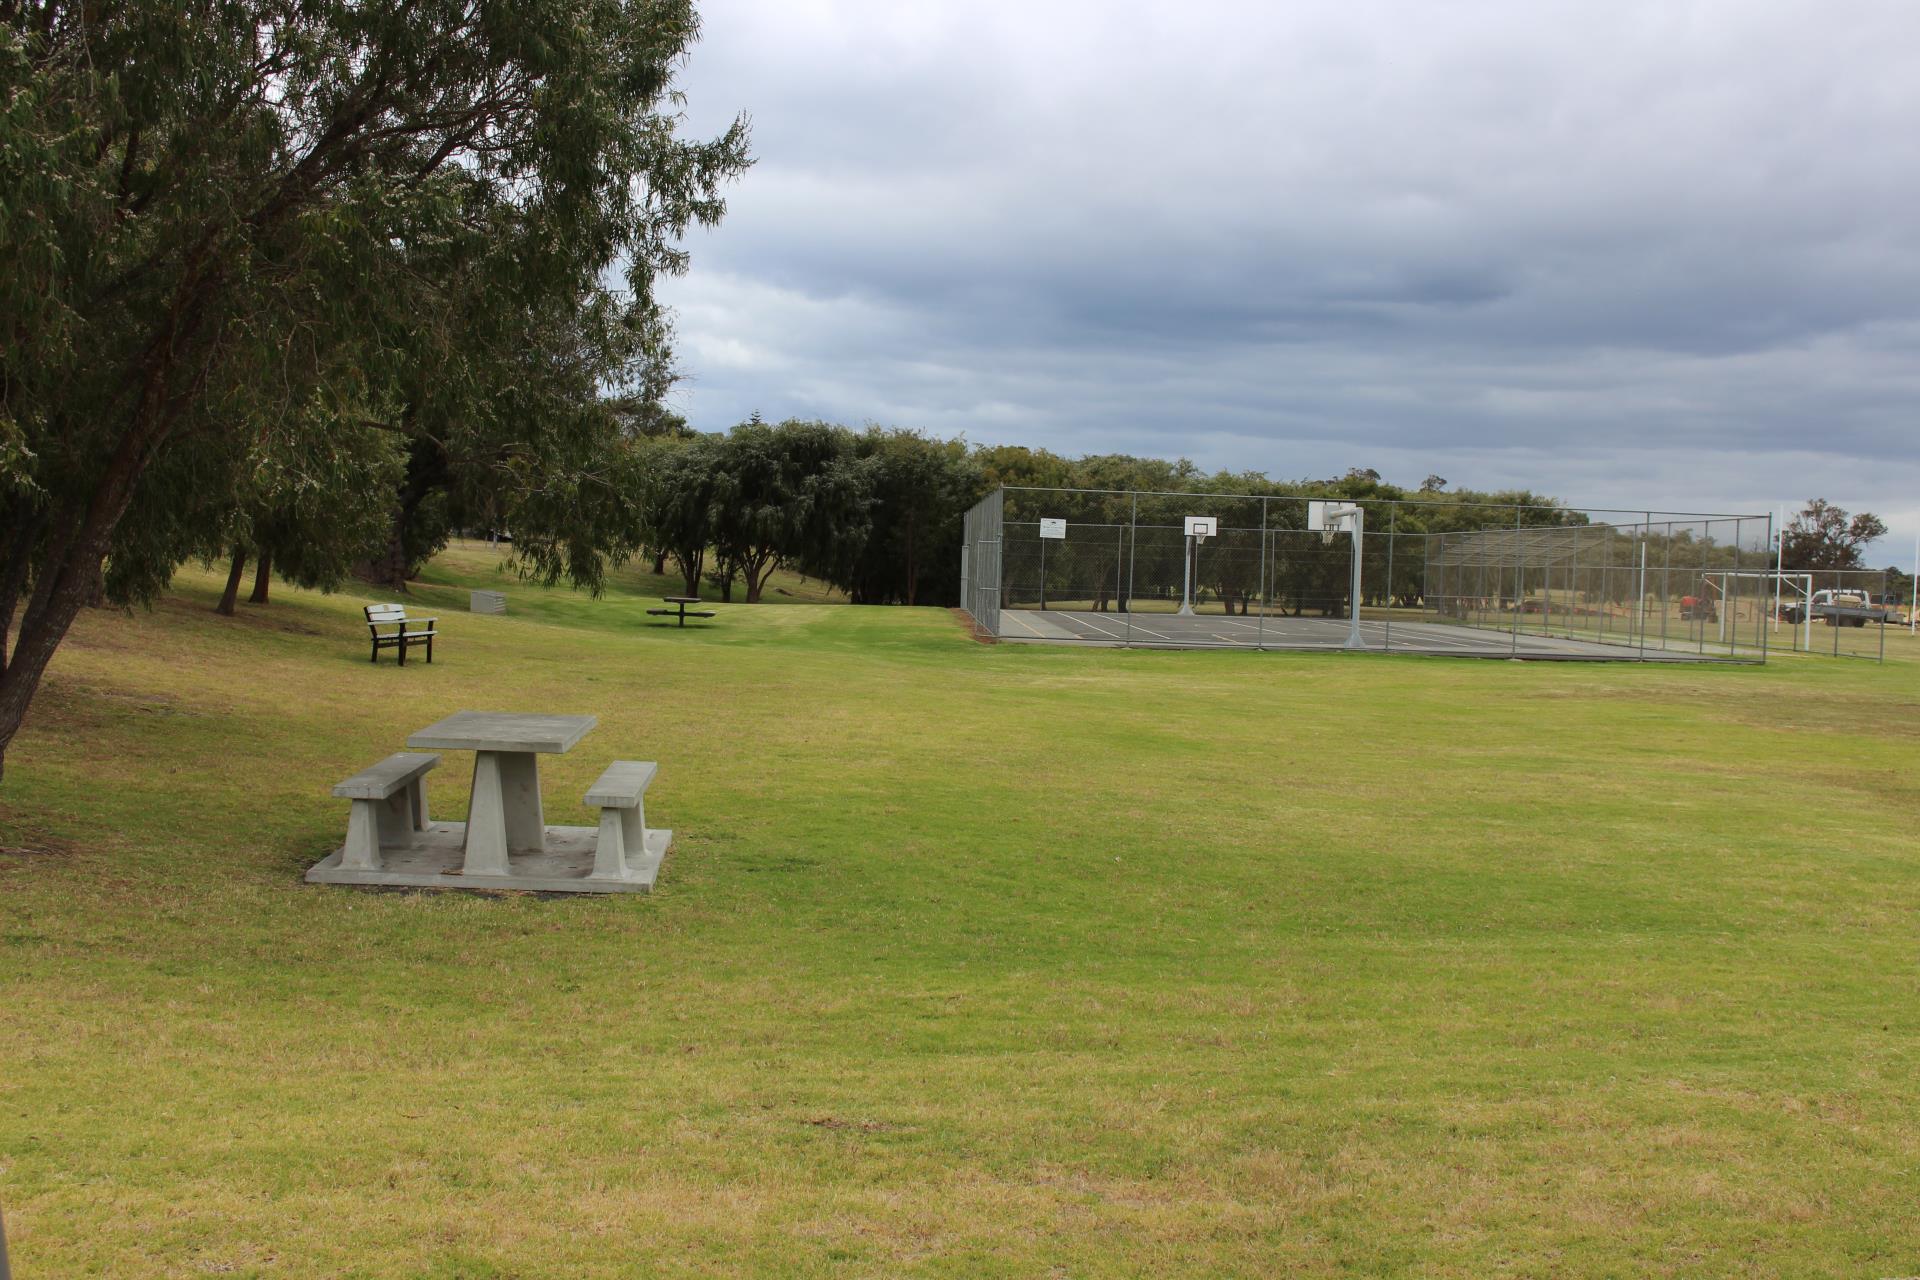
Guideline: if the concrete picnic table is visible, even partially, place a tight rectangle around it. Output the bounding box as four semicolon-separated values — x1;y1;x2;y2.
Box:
407;711;597;876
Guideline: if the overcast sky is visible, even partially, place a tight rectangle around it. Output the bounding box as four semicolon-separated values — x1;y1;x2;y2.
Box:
657;0;1920;568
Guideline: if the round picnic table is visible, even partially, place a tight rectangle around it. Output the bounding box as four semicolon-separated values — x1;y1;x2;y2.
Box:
653;596;711;627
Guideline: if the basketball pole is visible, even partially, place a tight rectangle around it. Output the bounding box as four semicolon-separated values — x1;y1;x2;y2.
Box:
1178;533;1195;616
1345;508;1365;650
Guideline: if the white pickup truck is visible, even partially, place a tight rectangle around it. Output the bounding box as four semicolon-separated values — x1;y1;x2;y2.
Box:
1779;588;1898;628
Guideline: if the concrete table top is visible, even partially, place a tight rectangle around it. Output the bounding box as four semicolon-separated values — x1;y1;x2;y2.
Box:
407;711;597;754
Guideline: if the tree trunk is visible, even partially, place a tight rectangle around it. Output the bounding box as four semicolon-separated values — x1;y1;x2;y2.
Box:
674;548;704;598
364;508;413;592
0;512;41;671
0;419;170;781
903;513;917;607
358;435;444;593
249;546;273;604
217;546;247;616
743;550;773;603
651;548;668;575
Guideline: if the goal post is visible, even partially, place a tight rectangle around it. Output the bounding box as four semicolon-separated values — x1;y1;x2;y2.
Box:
1703;570;1812;651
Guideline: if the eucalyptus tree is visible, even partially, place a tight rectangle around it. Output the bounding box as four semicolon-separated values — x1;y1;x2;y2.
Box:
1781;498;1887;571
223;413;407;613
817;428;969;607
706;420;871;604
0;0;749;777
640;435;722;599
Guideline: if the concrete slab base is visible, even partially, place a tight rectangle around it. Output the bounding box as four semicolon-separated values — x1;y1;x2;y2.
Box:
305;821;671;894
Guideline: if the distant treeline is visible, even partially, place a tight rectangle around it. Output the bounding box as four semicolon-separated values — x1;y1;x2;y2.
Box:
556;417;1577;608
175;411;1910;618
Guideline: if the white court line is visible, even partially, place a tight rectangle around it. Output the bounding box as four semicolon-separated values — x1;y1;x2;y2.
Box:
998;610;1049;638
1383;626;1482;651
1112;614;1174;640
1056;610;1129;640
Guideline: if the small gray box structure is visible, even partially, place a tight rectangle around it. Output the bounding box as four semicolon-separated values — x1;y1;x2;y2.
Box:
469;589;506;614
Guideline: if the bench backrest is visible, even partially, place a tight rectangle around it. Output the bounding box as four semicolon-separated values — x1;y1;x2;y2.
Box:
366;603;407;631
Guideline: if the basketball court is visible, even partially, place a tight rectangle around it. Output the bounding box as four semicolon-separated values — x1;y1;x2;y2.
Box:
960;485;1776;664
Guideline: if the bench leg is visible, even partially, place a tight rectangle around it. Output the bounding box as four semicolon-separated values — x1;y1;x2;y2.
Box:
426;633;434;664
370;639;380;663
375;790;414;848
622;800;646;865
591;807;629;880
398;635;408;667
342;799;385;871
408;777;430;830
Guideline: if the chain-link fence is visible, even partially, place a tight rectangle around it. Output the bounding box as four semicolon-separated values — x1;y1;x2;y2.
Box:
1741;568;1900;660
959;486;1805;662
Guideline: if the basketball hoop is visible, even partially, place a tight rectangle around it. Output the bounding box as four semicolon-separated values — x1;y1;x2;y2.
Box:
1178;516;1218;615
1306;501;1366;647
1308;500;1359;546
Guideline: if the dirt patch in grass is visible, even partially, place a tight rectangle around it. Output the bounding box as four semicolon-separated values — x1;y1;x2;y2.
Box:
25;675;203;735
804;1116;903;1133
950;607;996;643
0;806;73;862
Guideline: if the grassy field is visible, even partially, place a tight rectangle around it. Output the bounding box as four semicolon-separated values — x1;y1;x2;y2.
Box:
2;546;1917;1278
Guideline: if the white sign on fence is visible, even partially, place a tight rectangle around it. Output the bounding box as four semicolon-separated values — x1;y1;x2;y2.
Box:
1039;518;1067;540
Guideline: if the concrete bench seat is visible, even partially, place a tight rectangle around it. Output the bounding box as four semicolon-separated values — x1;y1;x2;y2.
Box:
365;603;438;665
586;760;662;882
333;752;439;871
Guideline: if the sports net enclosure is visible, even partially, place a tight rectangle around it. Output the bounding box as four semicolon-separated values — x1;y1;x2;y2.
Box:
959;487;1796;662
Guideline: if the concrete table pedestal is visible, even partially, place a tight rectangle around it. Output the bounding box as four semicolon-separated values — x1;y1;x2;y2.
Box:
463;749;549;875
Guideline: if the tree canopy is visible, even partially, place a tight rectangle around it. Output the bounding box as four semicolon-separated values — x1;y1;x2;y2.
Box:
1781;499;1887;572
0;0;750;776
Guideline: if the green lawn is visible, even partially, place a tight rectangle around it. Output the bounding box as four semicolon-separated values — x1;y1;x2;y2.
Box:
2;552;1917;1277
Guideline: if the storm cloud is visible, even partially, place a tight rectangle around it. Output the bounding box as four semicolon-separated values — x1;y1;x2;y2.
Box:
658;0;1920;562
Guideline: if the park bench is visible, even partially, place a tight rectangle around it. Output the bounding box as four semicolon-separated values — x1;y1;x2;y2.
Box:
646;596;716;627
365;602;438;664
585;759;660;881
332;752;439;871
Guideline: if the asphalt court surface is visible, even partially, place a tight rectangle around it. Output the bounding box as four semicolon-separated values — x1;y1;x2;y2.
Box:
997;609;1732;661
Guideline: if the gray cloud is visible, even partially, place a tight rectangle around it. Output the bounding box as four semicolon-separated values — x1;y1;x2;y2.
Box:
658;0;1920;565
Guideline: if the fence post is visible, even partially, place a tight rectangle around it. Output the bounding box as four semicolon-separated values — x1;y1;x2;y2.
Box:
1511;504;1522;655
1383;501;1395;652
1257;497;1268;651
